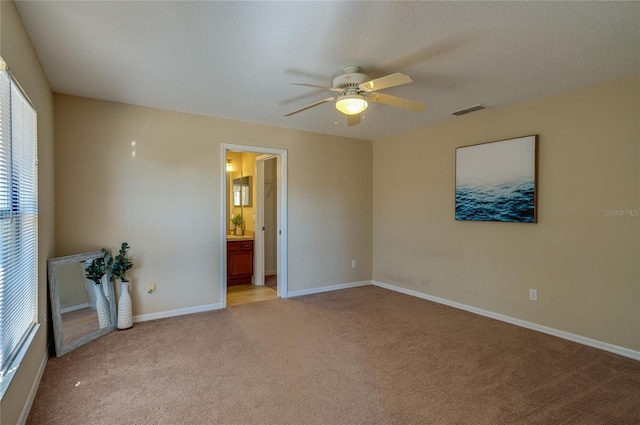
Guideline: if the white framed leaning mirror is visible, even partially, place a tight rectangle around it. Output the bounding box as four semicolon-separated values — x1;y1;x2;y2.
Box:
48;251;117;356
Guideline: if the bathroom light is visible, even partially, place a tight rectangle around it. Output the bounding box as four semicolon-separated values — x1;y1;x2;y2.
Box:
335;95;368;115
226;159;233;172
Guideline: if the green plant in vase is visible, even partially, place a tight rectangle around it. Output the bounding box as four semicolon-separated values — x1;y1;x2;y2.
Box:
84;249;110;285
109;242;135;330
84;249;112;328
111;242;134;283
232;214;244;235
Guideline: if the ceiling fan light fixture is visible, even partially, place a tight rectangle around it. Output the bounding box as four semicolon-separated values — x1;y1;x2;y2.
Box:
335;95;368;115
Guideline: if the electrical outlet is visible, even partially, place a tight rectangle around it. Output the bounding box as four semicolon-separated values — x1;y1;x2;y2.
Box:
529;288;537;301
351;259;356;269
148;281;156;293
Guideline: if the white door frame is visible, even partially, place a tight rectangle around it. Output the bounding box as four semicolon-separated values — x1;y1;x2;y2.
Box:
221;143;288;308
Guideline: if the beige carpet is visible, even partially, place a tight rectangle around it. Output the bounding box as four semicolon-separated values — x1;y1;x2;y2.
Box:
27;286;639;425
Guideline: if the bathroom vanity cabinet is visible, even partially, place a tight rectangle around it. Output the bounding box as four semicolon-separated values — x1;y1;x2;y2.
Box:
227;239;253;285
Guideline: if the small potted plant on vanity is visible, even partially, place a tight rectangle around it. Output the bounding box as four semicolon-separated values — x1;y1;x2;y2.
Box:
84;250;111;329
110;242;134;330
232;214;244;236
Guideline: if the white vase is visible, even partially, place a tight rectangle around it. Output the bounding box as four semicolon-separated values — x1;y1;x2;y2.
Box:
117;281;133;330
94;284;111;329
235;227;243;236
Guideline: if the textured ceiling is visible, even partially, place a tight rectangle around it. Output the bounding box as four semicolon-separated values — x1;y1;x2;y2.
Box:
14;1;640;141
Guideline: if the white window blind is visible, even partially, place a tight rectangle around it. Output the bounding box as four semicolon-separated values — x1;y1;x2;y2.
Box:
0;61;38;387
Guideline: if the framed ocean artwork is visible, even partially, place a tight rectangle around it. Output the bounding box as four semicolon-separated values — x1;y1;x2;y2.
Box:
455;135;538;223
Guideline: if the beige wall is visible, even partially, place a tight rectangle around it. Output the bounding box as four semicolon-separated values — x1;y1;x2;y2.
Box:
226;151;243;232
373;75;639;351
226;151;257;235
0;1;55;424
56;262;89;310
241;152;257;234
54;94;373;315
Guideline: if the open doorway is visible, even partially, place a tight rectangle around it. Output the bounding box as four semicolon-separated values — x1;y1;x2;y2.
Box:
221;144;287;307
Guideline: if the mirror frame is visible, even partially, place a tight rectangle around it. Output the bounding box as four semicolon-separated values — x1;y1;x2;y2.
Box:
48;251;117;356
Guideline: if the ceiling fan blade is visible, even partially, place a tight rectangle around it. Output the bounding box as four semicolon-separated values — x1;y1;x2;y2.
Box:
284;97;336;117
347;114;361;127
292;83;342;93
367;92;426;112
358;73;413;92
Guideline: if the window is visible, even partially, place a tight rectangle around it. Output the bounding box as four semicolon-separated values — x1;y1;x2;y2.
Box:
0;58;39;397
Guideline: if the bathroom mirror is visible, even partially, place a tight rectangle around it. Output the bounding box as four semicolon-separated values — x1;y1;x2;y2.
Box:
233;176;252;207
48;251;117;356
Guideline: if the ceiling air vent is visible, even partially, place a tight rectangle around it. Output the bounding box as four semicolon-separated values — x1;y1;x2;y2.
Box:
450;104;489;116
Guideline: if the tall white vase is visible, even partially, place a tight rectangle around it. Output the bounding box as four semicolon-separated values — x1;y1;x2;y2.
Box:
117;281;133;330
94;284;111;329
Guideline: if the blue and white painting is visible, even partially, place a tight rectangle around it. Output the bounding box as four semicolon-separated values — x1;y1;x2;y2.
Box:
456;135;537;223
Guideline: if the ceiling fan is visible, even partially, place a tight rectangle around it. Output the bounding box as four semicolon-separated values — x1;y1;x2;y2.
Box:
284;65;427;126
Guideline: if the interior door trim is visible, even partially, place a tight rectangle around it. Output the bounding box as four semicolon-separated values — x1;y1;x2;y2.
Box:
221;143;288;308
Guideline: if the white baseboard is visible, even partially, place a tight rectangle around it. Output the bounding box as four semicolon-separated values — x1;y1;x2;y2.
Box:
287;280;371;298
133;303;224;323
132;280;371;322
60;303;90;314
133;281;371;322
18;342;49;425
372;280;640;362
